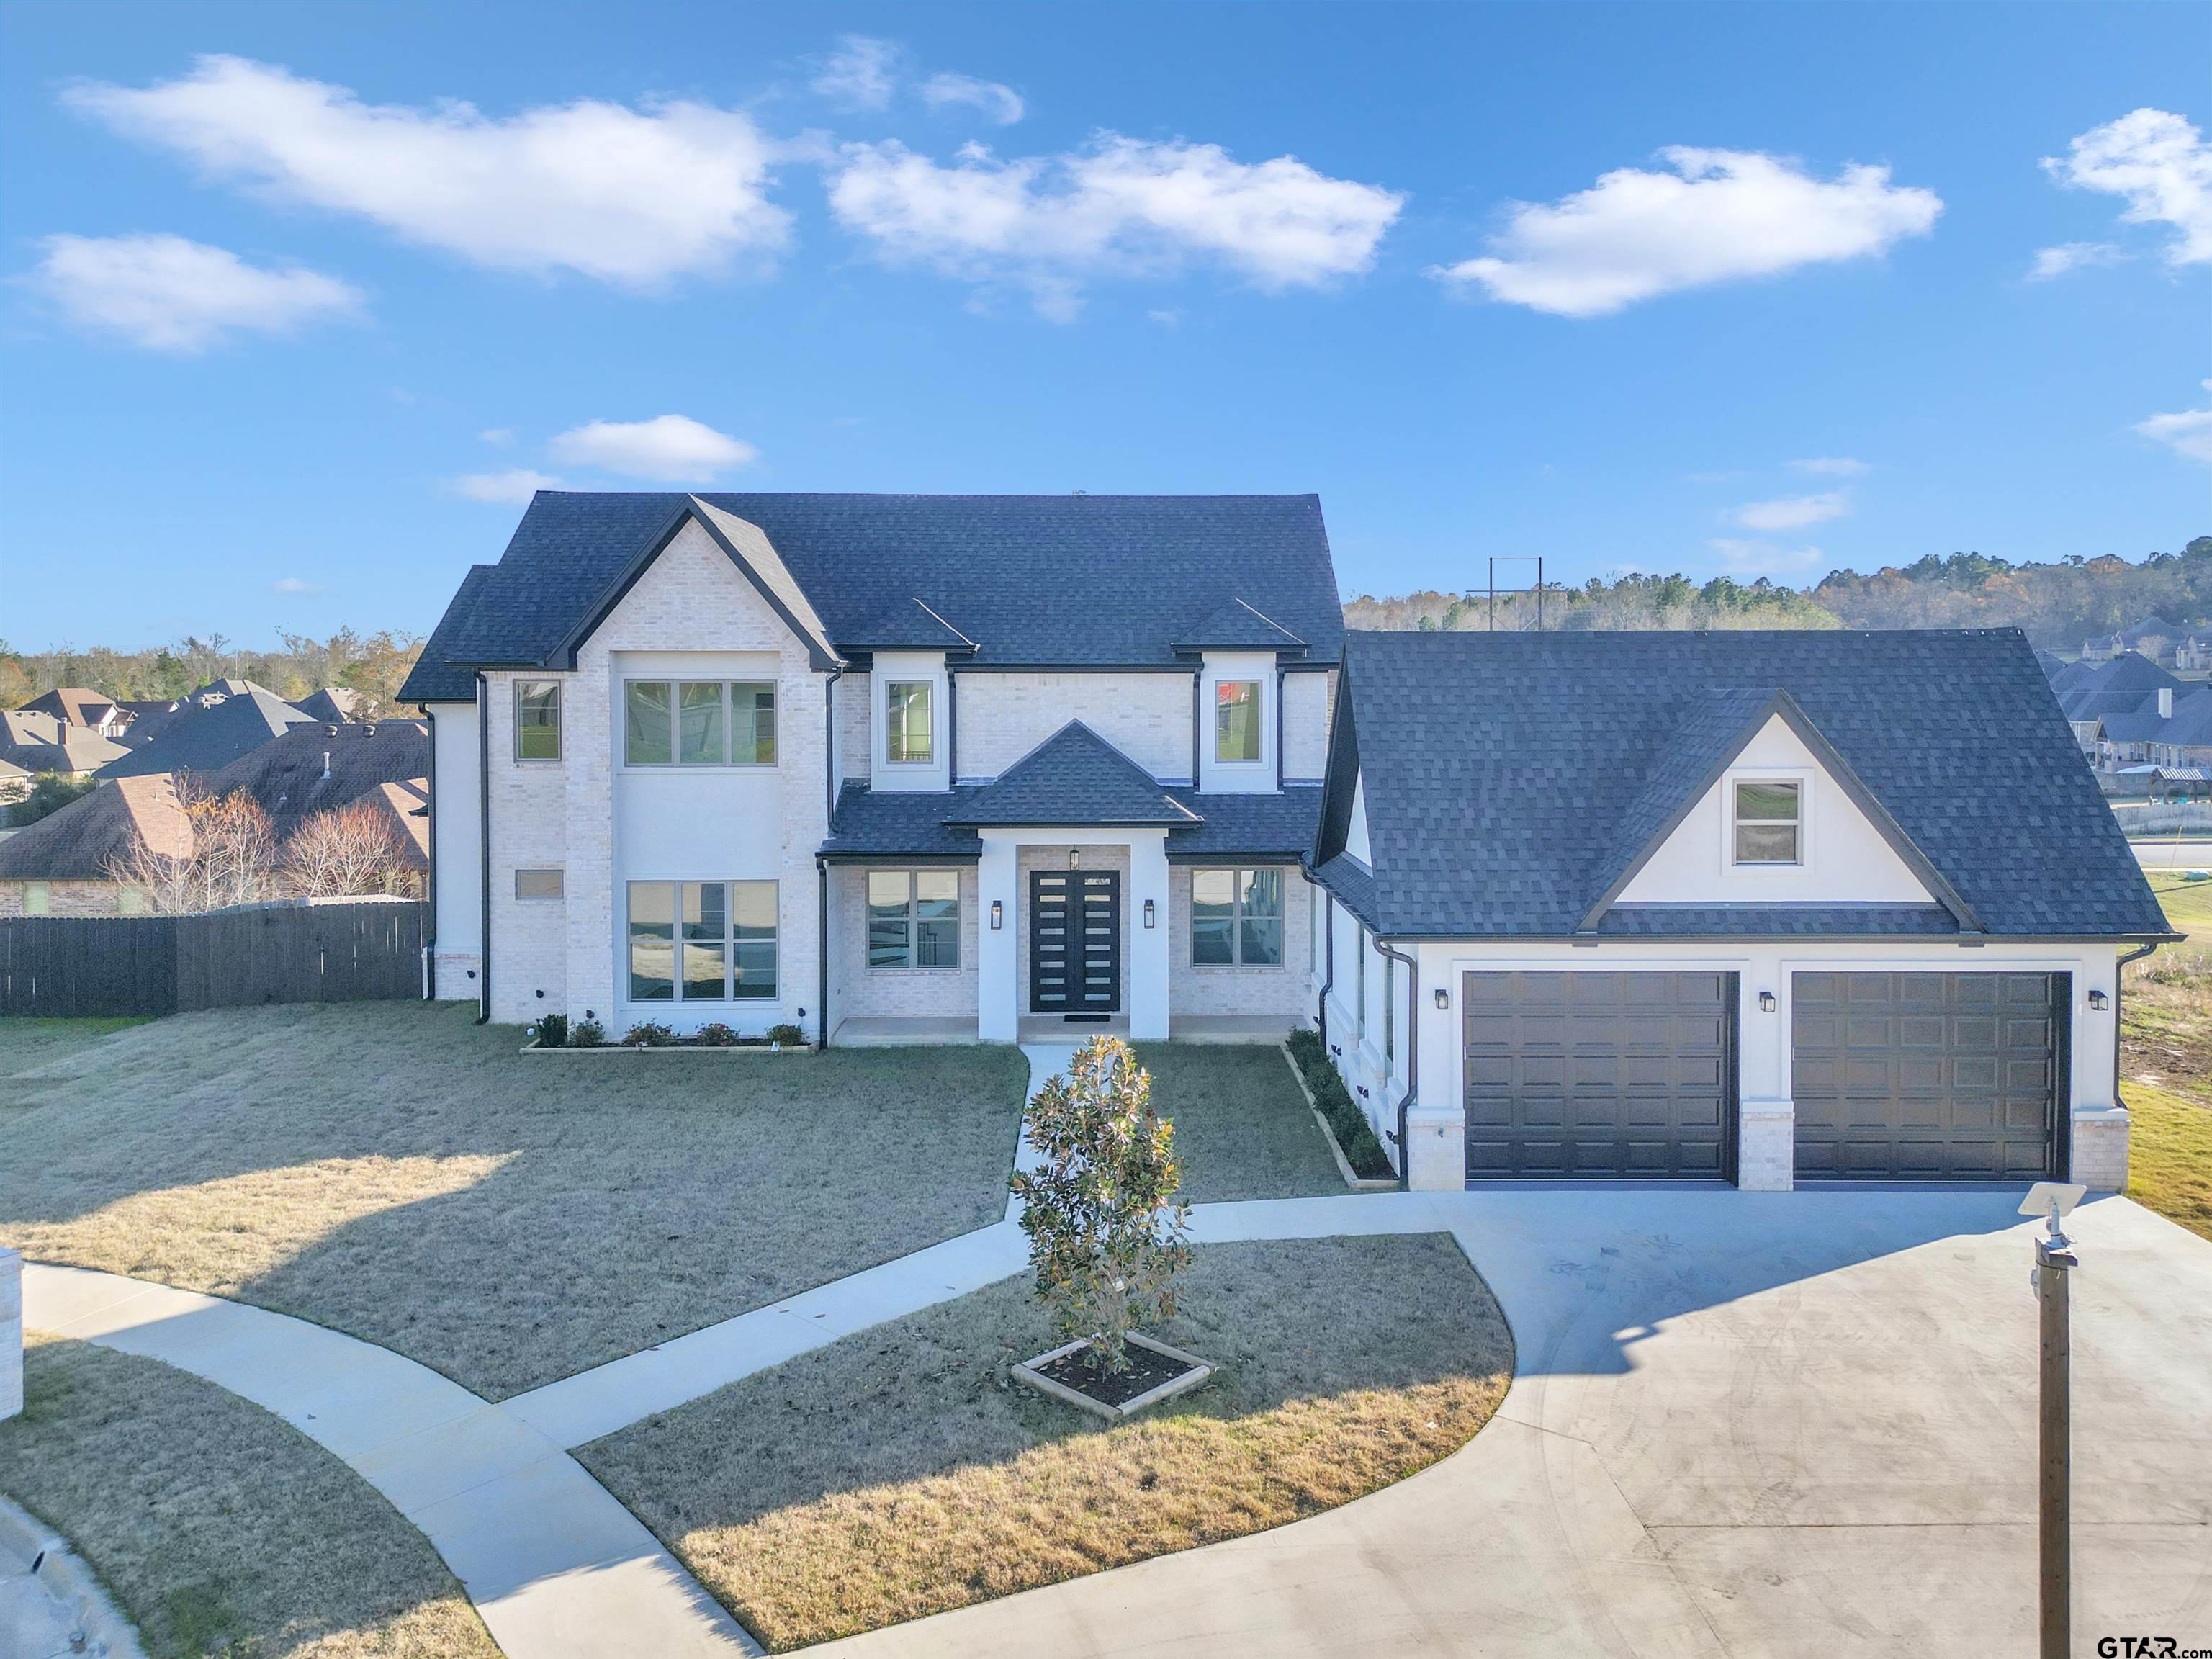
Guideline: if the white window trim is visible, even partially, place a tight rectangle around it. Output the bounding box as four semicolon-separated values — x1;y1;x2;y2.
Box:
864;868;963;974
1725;768;1812;876
1188;866;1287;970
619;678;779;772
513;680;562;764
881;679;936;768
623;878;780;1004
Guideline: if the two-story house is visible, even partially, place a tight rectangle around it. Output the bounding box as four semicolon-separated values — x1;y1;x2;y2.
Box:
399;492;1342;1046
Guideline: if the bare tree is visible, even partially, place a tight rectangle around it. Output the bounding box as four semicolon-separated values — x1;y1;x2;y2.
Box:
105;778;277;914
284;799;409;898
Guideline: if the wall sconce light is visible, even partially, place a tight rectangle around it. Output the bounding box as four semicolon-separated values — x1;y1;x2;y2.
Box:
1434;988;1449;1010
1068;849;1080;869
2088;989;2108;1011
989;900;1003;930
1758;991;1777;1012
1143;899;1156;929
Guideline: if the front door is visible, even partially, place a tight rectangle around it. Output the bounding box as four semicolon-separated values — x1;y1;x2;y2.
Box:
1029;870;1121;1017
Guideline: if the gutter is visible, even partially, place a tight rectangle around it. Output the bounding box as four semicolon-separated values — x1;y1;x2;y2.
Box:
475;673;491;1025
1375;938;1418;1191
423;704;437;1000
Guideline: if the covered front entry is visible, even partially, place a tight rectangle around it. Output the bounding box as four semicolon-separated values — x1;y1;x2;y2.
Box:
1029;869;1122;1017
1462;970;1737;1179
1791;971;2064;1180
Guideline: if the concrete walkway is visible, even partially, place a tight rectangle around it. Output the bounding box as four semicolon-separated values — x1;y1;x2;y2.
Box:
22;1264;755;1659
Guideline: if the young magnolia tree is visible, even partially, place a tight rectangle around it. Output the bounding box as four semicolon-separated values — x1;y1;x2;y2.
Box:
1010;1035;1192;1373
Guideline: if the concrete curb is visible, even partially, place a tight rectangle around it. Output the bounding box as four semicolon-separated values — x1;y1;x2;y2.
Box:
0;1493;149;1659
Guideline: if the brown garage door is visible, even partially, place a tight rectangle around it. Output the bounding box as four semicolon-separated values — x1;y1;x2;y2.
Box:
1462;971;1736;1179
1791;971;2064;1181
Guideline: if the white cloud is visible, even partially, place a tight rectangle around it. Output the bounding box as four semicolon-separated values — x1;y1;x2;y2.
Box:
1788;456;1869;476
1147;308;1182;327
1728;491;1849;531
829;135;1403;315
2136;381;2212;465
2043;108;2211;266
920;73;1023;127
270;576;324;594
2027;240;2125;280
811;35;899;110
478;428;514;446
1430;148;1941;316
451;469;563;504
66;55;789;288
1711;538;1828;577
547;415;757;481
26;232;361;352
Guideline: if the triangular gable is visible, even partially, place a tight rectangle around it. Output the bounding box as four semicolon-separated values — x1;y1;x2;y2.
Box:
1578;688;1979;932
549;498;841;672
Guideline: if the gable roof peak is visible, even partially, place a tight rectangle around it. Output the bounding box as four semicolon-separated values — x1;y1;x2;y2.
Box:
946;720;1201;828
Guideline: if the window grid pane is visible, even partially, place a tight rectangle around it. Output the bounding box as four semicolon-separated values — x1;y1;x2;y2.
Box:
732;683;776;765
678;683;725;765
1735;781;1799;822
516;683;561;760
625;683;673;766
628;881;674;999
886;682;932;764
1215;681;1262;763
1735;824;1800;864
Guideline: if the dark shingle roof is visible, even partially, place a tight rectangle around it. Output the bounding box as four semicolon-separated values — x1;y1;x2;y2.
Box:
837;597;979;653
203;721;429;845
412;492;1343;677
2159;689;2212;746
2058;652;2186;721
400;565;497;702
1172;596;1308;654
821;786;985;860
98;685;315;778
821;780;1321;862
1161;786;1321;860
1310;853;1379;928
1592;905;1961;938
946;723;1200;827
0;774;190;879
1331;629;2170;940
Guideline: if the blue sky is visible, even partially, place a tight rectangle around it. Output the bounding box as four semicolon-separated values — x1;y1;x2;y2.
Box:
1;1;2206;652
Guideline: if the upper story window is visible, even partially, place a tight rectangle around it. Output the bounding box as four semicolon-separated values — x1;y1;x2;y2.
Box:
1732;780;1802;866
515;681;562;761
867;870;961;969
624;680;776;768
1215;680;1262;763
885;680;933;765
1192;868;1282;966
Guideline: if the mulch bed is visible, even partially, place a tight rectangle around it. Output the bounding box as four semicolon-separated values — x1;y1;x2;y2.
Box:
1035;1342;1200;1409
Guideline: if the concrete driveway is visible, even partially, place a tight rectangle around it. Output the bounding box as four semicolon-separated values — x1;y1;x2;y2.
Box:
821;1188;2212;1658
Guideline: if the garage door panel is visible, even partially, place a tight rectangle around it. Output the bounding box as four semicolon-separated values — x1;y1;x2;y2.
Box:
1463;971;1735;1180
1793;971;2058;1181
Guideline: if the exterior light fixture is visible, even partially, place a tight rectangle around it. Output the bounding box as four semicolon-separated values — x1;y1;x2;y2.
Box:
1758;991;1778;1012
2087;989;2108;1011
1068;849;1080;869
1143;899;1156;929
989;900;1003;930
1434;988;1448;1010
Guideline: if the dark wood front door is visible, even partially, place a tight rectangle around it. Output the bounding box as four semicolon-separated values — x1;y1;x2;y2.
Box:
1030;870;1120;1016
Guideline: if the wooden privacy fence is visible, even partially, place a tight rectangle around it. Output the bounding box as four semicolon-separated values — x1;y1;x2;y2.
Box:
0;900;428;1018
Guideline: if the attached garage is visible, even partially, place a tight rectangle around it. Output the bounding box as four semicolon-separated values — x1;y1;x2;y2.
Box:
1791;971;2065;1181
1462;971;1737;1179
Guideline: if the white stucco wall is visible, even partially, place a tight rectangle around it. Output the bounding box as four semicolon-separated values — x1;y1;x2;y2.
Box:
1282;667;1334;783
1344;770;1372;864
426;700;481;998
958;671;1193;782
976;830;1169;1040
1197;651;1277;793
1618;715;1934;906
871;652;950;792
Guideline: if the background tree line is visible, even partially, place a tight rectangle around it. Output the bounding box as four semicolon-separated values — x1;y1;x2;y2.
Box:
0;629;425;718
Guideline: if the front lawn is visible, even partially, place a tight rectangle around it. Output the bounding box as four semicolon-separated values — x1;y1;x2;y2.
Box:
2146;870;2212;945
2123;1082;2212;1243
2121;874;2211;1241
0;1003;1028;1398
0;1016;153;1079
0;1334;498;1659
1132;1042;1345;1201
580;1234;1513;1652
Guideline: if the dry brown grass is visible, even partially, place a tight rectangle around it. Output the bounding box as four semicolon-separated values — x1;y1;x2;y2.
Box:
0;1334;498;1659
0;1017;153;1079
2123;1082;2212;1243
1133;1041;1344;1201
581;1234;1513;1651
0;1002;1028;1397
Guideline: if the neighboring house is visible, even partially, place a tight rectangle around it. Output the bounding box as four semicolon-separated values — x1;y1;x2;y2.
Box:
2082;614;2189;662
2146;686;2212;771
2177;631;2212;673
296;686;369;723
0;709;131;799
400;491;1344;1045
2054;652;2189;765
20;686;131;739
97;680;316;778
0;773;187;914
0;721;429;916
1307;629;2170;1195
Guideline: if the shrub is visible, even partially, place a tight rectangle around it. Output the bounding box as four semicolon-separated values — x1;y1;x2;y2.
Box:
531;1012;569;1049
1010;1035;1192;1373
694;1022;739;1047
622;1020;678;1048
569;1017;606;1048
767;1022;806;1048
1286;1028;1396;1181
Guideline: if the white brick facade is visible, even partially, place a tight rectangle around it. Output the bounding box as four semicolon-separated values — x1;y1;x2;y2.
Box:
1166;863;1311;1021
829;865;981;1022
1282;668;1334;781
958;671;1195;781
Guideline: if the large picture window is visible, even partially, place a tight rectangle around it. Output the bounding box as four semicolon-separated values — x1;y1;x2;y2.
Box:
628;880;777;1002
515;681;562;761
624;680;776;768
1732;780;1802;866
1190;867;1284;966
866;870;961;968
885;680;933;765
1215;680;1262;763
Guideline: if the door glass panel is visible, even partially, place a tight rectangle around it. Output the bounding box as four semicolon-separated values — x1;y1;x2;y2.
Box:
625;682;673;766
678;684;725;765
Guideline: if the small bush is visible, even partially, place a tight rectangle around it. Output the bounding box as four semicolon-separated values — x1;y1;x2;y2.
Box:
530;1012;569;1049
623;1021;678;1048
694;1022;739;1047
767;1022;806;1048
569;1017;606;1048
1286;1028;1396;1181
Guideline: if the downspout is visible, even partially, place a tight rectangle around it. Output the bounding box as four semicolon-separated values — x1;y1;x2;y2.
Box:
1274;666;1285;791
1190;670;1202;785
475;672;491;1025
1318;891;1334;1051
817;858;832;1050
423;704;437;1001
946;666;958;785
819;667;843;1050
1376;939;1419;1192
